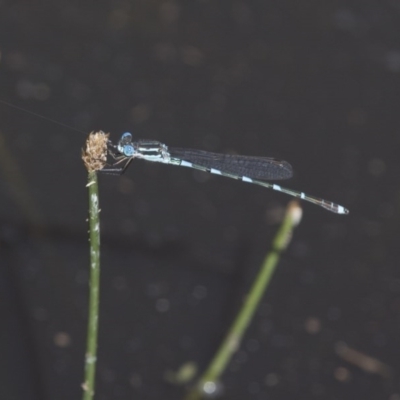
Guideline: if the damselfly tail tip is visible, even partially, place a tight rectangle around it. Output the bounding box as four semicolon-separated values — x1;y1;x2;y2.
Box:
340;207;350;215
321;202;349;215
335;204;349;215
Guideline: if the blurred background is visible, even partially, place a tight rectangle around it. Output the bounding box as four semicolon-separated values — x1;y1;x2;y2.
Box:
0;1;399;399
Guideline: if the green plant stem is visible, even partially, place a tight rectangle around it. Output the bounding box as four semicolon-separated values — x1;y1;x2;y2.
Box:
82;171;101;400
185;202;301;400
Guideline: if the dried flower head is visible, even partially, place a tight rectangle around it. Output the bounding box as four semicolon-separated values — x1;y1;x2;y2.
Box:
82;131;109;172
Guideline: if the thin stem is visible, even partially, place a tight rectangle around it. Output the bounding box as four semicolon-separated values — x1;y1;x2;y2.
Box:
80;131;108;400
185;201;302;400
82;171;101;400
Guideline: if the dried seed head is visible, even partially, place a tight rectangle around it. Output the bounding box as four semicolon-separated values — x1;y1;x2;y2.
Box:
82;131;109;172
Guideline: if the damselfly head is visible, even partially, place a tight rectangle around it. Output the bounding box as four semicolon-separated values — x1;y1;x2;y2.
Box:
117;132;135;156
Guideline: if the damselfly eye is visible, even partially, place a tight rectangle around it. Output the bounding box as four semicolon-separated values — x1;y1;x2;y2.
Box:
122;145;135;156
121;132;132;140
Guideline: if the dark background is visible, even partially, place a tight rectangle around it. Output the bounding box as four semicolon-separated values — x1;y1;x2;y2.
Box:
0;1;398;399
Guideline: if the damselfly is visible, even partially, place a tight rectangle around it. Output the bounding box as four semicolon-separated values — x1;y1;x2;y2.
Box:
104;132;349;215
